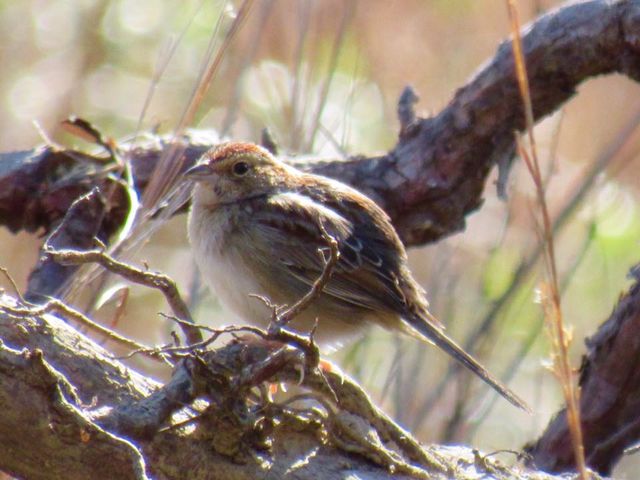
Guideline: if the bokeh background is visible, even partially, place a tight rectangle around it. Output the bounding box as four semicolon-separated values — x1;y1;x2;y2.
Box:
2;0;640;476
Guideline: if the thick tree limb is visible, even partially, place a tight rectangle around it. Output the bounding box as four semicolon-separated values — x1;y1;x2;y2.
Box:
0;294;565;480
1;1;639;245
312;0;640;244
0;341;149;480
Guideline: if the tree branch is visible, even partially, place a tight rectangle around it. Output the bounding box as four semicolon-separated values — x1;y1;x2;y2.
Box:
1;1;638;244
1;1;640;478
0;294;566;480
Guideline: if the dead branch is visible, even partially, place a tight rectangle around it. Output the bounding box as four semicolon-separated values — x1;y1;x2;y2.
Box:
0;293;571;480
43;246;202;345
1;1;638;245
0;1;639;478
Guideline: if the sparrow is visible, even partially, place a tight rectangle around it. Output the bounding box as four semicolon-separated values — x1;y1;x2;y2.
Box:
187;142;528;411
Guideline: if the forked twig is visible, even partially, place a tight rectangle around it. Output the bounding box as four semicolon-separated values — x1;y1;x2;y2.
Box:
44;245;202;345
125;316;269;358
276;226;340;326
0;298;168;364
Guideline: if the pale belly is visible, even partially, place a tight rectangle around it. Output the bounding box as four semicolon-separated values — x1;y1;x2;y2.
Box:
196;244;369;349
199;244;274;329
188;204;272;327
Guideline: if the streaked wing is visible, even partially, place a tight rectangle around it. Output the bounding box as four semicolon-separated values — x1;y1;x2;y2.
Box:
249;191;408;313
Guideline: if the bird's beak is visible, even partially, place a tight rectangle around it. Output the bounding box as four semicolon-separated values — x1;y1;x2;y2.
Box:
185;163;214;180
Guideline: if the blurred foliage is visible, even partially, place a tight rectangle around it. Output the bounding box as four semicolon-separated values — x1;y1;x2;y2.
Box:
2;0;640;475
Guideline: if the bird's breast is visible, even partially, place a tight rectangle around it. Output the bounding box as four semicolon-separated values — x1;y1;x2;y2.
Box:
188;203;272;326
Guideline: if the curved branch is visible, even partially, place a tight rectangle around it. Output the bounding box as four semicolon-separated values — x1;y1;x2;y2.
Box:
1;1;639;246
1;1;640;478
310;0;640;243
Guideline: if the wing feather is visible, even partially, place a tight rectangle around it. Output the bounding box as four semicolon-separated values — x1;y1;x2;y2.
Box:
249;191;408;313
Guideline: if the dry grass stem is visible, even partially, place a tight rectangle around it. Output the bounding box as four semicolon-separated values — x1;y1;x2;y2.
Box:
507;1;588;478
142;0;255;209
0;266;27;305
306;1;355;151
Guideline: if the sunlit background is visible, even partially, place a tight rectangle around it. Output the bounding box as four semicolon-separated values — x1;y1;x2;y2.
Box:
2;0;640;477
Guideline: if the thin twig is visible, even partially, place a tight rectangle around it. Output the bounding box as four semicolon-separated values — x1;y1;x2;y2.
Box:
0;298;168;364
125;319;269;358
276;227;340;326
44;245;202;345
0;267;27;305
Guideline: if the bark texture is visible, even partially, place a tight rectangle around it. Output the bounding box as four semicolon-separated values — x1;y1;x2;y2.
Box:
0;296;562;480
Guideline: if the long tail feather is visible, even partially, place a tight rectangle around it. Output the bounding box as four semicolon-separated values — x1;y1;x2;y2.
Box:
408;311;530;413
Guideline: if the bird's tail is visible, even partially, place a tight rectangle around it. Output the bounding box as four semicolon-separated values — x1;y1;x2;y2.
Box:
407;310;530;413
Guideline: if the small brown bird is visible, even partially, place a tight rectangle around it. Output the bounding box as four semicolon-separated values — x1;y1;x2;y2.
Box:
187;142;528;411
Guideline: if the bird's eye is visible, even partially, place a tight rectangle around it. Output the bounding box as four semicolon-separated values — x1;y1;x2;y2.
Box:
232;161;249;176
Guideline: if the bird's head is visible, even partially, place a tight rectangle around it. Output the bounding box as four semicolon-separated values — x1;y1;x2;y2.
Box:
186;142;293;205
